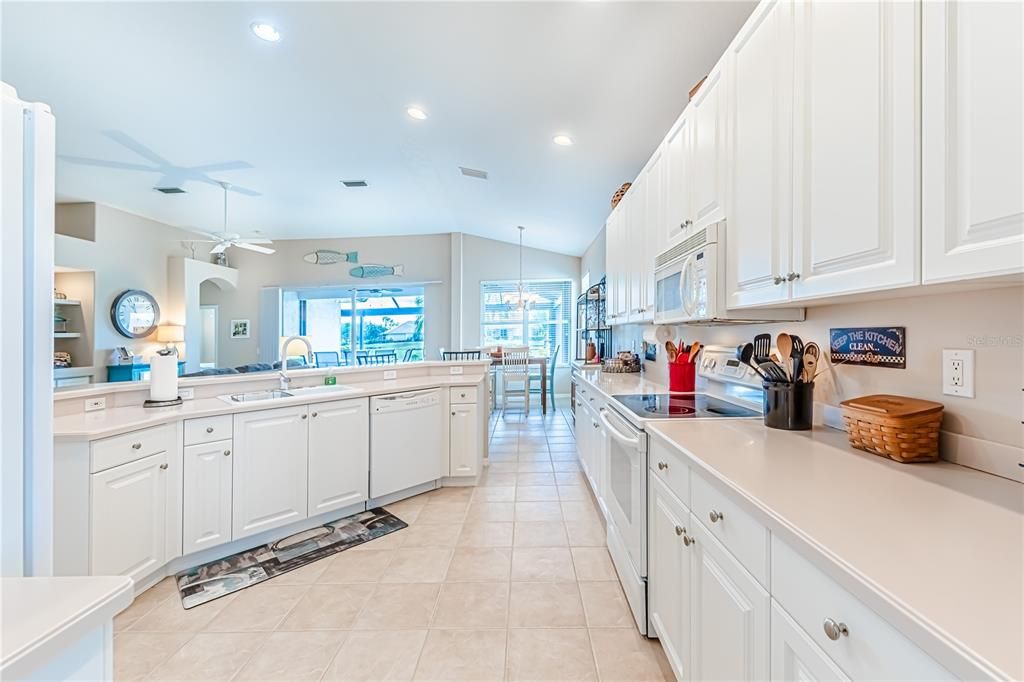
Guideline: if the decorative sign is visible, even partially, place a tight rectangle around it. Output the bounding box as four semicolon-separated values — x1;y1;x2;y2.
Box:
829;327;906;369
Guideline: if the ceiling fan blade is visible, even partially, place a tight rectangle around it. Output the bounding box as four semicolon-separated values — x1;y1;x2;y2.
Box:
103;130;172;166
209;243;228;254
236;238;273;245
186;160;253;173
57;155;157;172
225;184;261;197
234;242;275;255
190;230;226;241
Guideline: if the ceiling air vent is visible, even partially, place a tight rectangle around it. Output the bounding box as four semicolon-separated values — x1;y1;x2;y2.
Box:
341;180;368;188
154;186;186;194
459;167;488;180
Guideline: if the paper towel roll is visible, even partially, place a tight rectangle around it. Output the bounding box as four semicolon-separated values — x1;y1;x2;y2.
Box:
150;353;179;402
642;325;675;347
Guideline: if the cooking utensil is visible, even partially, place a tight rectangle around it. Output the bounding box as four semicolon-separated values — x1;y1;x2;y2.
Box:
736;343;769;380
754;333;786;381
688;341;702;363
789;334;805;383
665;341;678;363
776;333;793;381
802;352;818;382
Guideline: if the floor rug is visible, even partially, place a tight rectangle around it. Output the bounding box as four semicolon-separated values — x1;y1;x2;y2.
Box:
175;507;407;608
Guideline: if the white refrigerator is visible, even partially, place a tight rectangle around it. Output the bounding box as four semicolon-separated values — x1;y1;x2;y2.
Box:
1;82;56;577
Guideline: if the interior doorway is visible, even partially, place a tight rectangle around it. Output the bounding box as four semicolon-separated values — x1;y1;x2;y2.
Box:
199;305;218;368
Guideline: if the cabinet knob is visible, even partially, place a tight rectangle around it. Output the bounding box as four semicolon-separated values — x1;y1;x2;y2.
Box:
206;426;214;434
674;525;684;536
301;414;308;420
709;509;724;523
312;412;318;417
131;442;142;450
682;533;695;547
823;618;849;641
657;461;669;471
592;421;599;429
159;463;168;470
787;272;801;281
452;411;456;416
223;450;231;457
773;275;785;285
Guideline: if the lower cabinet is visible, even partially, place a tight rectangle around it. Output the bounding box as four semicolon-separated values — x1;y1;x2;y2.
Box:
232;405;309;540
771;601;849;681
308;398;369;516
90;451;169;584
449;402;480;477
648;475;692;681
183;439;233;553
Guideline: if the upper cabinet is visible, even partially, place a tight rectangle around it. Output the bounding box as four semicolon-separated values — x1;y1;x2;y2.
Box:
690;62;728;231
664;110;694;248
922;0;1024;283
627;173;648;323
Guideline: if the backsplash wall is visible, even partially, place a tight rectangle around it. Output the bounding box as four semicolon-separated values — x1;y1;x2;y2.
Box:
613;286;1023;451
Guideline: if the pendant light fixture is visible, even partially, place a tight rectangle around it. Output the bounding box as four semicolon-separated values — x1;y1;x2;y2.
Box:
517;225;526;310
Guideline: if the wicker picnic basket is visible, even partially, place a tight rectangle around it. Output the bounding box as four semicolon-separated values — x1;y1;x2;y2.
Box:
839;394;944;463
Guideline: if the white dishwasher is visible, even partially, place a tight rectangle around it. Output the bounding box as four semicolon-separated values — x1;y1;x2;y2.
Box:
370;388;445;498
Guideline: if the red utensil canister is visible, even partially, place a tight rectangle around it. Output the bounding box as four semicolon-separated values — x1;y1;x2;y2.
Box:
668;361;696;393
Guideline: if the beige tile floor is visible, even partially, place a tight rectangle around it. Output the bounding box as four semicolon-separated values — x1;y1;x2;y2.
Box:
113;403;672;681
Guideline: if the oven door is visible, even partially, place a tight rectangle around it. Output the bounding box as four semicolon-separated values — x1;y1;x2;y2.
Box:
599;406;647;574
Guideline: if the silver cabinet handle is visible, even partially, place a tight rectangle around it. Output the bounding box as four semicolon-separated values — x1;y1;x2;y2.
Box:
787;272;801;281
657;461;669;471
131;442;142;450
709;510;724;523
682;533;695;547
592;421;599;429
674;525;684;536
823;618;849;641
311;411;318;417
773;275;785;285
452;411;456;416
223;450;231;457
588;397;594;402
301;414;308;420
206;426;214;433
159;463;168;470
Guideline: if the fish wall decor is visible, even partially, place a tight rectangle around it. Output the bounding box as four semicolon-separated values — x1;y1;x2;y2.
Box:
303;250;358;265
349;264;405;278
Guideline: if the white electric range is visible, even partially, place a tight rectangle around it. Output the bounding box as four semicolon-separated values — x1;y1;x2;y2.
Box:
600;345;765;635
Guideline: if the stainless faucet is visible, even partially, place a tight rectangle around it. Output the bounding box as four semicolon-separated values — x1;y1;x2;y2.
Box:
279;335;313;390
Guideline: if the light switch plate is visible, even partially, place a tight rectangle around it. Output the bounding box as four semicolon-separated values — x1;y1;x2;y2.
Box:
383;370;397;379
85;397;106;412
449;366;464;375
179;388;195;400
942;349;975;398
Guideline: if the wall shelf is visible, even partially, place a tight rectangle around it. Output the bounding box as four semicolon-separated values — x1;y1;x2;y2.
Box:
54;332;82;339
54;299;82;307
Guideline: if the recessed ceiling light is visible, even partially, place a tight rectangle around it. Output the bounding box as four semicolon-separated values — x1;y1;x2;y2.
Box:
251;22;281;42
407;107;428;120
553;134;574;147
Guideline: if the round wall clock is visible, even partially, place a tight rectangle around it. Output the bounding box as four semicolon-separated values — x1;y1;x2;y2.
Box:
110;289;160;339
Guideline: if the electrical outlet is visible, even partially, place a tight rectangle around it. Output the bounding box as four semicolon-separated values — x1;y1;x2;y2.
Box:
383;370;397;380
942;349;975;398
85;397;106;412
449;366;464;375
180;388;195;400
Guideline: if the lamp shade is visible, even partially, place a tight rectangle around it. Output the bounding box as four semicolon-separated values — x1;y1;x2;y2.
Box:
156;324;185;343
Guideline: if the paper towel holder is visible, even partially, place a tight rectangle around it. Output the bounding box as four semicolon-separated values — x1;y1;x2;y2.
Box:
143;347;183;408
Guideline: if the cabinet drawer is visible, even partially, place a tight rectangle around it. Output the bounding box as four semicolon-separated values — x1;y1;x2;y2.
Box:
450;386;478;404
184;415;233;446
771;537;955;681
91;424;175;473
648;436;690;508
690;470;769;586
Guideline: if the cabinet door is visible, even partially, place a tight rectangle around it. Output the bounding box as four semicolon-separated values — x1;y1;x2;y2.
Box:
771;602;850;682
611;204;631;324
627;174;647;323
922;0;1024;283
641;147;664;318
232;405;309;540
690;62;727;229
725;0;795;308
576;399;591;482
449;402;480;477
665;110;694;246
308;397;369;516
90;451;167;583
790;0;919;300
690;517;769;682
648;475;692;682
183;439;233;553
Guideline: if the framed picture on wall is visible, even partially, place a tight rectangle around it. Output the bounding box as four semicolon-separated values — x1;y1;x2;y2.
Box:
230;319;250;339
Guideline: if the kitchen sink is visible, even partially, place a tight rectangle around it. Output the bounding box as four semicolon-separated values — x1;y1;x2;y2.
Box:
222;389;293;403
286;384;360;398
218;384;360;404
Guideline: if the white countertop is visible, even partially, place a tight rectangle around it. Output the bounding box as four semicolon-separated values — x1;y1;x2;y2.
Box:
1;575;133;678
55;374;485;440
645;420;1023;681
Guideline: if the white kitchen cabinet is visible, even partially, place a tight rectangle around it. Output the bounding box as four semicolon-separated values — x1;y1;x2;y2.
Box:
183;439;233;553
690;61;728;230
232;405;309;540
606;203;630;325
725;0;796;308
771;601;850;681
689;516;770;682
308;398;369;516
648;475;692;682
90;451;168;585
640;147;664;318
664;110;694;247
449;402;480;477
576;399;592;483
627;173;647;323
922;0;1024;283
788;0;919;300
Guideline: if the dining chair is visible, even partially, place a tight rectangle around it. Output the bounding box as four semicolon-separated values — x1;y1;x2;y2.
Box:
441;350;482;360
358;353;397;366
529;344;558;408
402;348;415;362
314;351;341;368
501;346;530;414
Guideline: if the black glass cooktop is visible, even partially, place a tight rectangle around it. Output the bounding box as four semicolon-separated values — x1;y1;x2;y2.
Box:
611;393;760;419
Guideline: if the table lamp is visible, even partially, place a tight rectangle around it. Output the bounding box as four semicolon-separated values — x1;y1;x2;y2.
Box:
156;324;185;355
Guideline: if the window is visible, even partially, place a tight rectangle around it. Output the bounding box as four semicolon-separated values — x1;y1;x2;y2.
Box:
480;279;572;363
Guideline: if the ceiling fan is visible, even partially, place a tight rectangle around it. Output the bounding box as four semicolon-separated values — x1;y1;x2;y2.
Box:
189;181;275;255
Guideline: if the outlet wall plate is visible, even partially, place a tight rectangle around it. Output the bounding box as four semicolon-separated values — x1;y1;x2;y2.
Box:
449;366;464;375
180;388;195;400
383;370;397;379
942;349;975;398
85;397;106;412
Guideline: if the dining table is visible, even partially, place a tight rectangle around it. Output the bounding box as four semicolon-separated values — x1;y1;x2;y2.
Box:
490;355;548;414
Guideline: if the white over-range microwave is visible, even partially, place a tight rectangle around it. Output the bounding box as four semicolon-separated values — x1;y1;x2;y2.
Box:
654;221;804;325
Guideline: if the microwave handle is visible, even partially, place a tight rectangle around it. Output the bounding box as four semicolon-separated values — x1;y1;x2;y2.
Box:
599;408;640;446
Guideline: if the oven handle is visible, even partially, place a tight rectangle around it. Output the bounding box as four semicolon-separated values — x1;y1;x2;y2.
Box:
599;408;641;446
